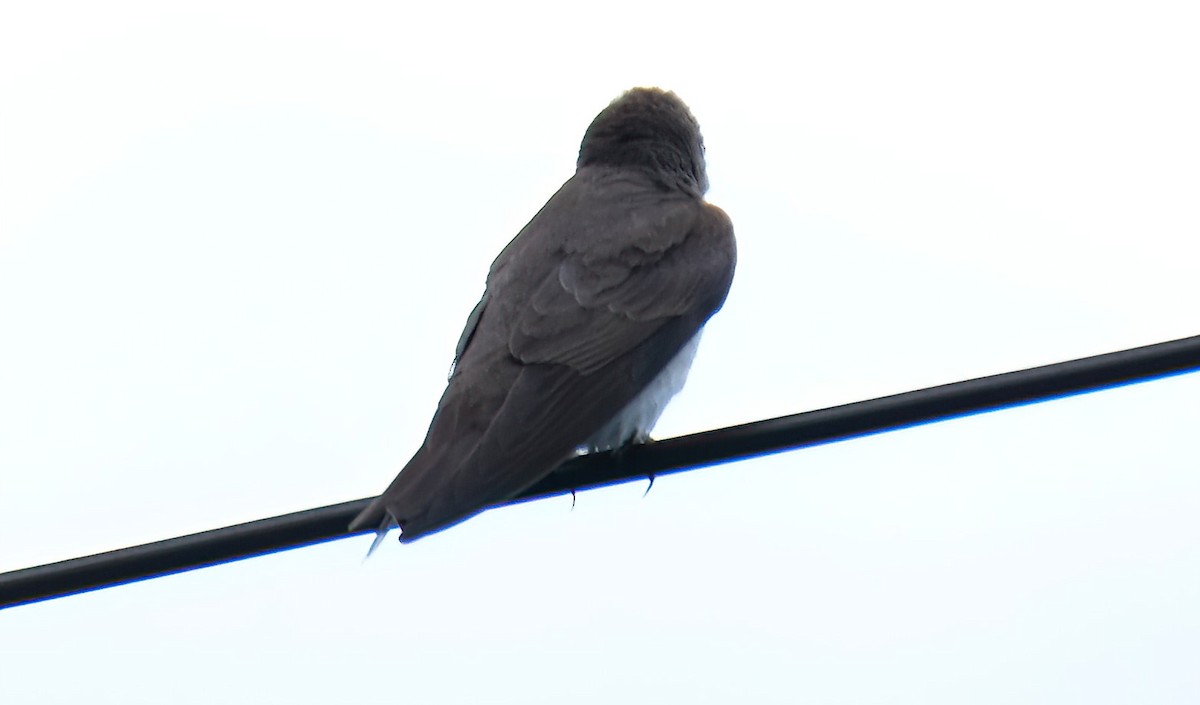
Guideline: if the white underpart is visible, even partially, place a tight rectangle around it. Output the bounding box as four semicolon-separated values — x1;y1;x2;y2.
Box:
582;330;703;452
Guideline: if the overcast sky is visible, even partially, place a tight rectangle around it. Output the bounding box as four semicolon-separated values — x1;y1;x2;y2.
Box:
2;2;1198;703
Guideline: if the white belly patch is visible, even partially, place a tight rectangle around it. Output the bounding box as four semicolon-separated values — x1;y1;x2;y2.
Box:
581;330;703;452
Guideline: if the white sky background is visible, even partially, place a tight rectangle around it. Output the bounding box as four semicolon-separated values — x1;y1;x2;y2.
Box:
1;1;1198;702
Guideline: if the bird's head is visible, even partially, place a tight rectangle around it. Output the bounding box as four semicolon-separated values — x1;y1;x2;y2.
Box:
577;87;708;196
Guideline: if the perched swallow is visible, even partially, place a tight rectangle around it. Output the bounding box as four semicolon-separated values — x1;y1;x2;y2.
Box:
350;87;736;546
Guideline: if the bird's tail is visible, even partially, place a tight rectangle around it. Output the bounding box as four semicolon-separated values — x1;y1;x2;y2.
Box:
350;496;397;559
364;514;398;559
349;495;386;533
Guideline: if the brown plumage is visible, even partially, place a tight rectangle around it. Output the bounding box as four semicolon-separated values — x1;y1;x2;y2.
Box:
349;87;736;544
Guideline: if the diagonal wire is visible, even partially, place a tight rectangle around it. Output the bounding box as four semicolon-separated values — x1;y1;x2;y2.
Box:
2;334;1199;610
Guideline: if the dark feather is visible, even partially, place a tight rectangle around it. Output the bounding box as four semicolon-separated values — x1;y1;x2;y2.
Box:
349;88;736;542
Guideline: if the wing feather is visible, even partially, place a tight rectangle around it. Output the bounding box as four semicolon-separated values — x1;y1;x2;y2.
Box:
506;170;734;375
351;168;735;540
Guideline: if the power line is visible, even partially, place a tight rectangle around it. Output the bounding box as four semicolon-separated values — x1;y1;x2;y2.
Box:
2;334;1199;610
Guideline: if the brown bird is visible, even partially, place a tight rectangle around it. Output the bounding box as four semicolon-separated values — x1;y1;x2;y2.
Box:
350;87;736;547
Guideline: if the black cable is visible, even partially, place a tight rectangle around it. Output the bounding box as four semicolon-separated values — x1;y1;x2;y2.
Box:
3;334;1198;609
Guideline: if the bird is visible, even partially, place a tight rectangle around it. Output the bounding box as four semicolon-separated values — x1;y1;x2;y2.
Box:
349;87;736;547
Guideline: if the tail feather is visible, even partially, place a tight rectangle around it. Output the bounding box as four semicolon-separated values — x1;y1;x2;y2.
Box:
363;514;398;559
348;494;388;533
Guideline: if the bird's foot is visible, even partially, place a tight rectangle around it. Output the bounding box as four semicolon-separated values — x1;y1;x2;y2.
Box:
611;433;654;464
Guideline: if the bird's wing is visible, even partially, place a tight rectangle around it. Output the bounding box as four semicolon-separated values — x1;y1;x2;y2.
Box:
447;292;487;380
503;176;736;375
352;173;735;541
407;180;735;529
